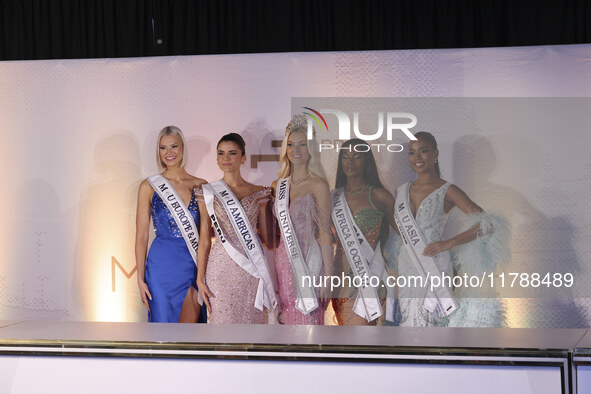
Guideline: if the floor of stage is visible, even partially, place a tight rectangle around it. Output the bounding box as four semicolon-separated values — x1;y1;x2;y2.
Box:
1;321;590;393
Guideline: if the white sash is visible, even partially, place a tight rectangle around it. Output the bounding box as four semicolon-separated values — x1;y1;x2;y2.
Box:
331;188;383;322
394;182;458;317
147;174;199;262
203;180;277;311
275;178;319;315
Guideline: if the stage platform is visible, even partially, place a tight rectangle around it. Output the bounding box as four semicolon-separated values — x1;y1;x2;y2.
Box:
0;320;587;393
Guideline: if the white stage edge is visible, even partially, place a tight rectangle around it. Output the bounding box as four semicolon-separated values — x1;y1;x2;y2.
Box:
0;321;583;393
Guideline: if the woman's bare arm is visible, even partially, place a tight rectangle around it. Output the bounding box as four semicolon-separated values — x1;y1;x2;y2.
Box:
196;200;213;312
423;184;483;257
135;180;153;309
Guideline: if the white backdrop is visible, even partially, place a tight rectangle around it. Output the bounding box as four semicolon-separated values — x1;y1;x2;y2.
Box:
0;45;590;326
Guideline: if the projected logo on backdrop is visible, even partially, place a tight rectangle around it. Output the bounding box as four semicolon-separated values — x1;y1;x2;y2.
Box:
302;107;418;152
302;107;329;133
112;256;136;292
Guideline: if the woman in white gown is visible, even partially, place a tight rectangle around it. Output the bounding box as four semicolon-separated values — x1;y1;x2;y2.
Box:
394;132;509;327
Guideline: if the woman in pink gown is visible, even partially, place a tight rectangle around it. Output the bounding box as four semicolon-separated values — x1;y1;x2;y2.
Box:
195;133;275;324
271;115;333;325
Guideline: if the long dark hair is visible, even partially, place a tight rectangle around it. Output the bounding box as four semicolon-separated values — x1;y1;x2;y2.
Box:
335;138;389;246
335;139;385;189
413;131;440;177
217;132;246;155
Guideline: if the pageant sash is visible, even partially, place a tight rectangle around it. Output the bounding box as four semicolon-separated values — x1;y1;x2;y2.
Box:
147;174;199;262
333;189;394;321
275;178;319;315
394;182;458;317
203;180;277;311
354;238;399;323
331;188;383;322
351;238;398;322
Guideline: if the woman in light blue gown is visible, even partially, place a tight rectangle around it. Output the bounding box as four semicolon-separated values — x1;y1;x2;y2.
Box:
393;132;509;327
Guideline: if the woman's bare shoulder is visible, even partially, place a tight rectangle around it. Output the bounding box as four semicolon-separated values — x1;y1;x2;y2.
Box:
187;174;207;187
139;178;154;193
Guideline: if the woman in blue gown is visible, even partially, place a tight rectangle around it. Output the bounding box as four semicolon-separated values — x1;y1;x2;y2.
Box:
135;126;207;322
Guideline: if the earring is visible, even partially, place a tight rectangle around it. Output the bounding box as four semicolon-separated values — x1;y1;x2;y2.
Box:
435;159;439;164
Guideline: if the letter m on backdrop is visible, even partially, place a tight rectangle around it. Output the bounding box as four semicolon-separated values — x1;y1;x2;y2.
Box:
111;256;137;292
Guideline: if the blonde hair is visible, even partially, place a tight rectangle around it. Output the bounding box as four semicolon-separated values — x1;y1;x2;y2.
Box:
156;125;188;171
278;115;326;181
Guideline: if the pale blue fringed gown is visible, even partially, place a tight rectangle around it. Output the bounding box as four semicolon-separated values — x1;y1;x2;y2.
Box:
391;181;510;327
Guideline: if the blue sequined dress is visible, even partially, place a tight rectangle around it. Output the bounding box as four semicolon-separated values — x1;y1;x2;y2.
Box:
145;191;204;322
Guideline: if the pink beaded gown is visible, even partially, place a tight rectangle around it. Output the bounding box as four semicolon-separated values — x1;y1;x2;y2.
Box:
274;193;327;325
196;185;271;324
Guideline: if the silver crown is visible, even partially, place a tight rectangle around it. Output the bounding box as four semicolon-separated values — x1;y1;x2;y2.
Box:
286;114;316;136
